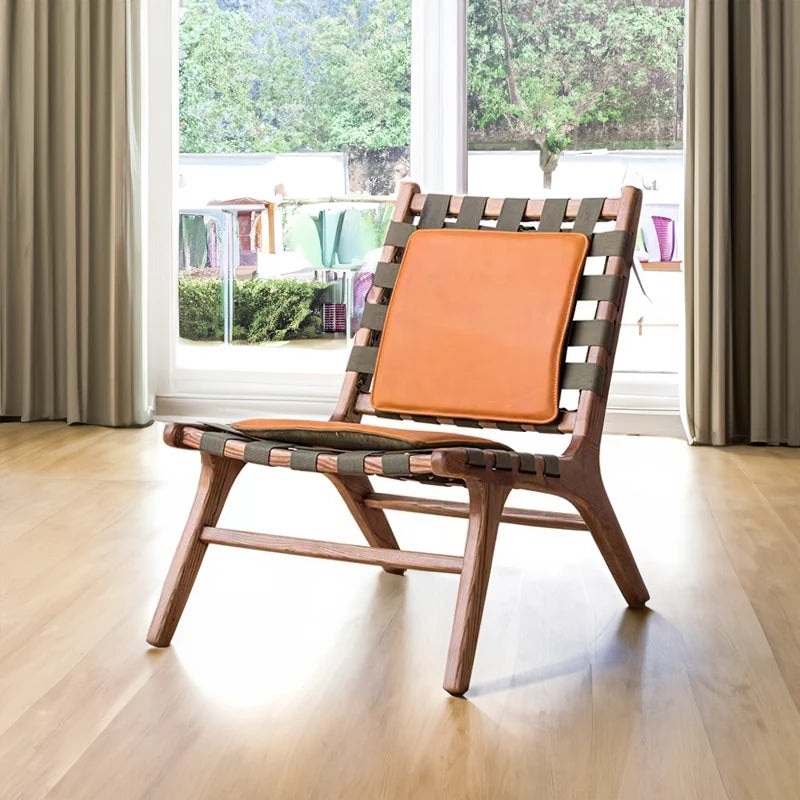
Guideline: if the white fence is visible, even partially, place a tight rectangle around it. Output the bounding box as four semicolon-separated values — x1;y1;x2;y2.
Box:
179;149;683;205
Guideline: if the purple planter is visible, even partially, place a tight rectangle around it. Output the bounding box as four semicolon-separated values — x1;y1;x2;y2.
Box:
652;215;675;261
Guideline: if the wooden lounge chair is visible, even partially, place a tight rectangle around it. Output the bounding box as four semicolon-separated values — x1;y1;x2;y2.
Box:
148;182;649;696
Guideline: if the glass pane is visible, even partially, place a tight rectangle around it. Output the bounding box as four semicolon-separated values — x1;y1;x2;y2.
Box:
467;0;685;376
177;0;411;374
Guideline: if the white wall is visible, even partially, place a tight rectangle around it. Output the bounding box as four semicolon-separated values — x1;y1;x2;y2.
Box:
468;149;683;203
178;152;348;208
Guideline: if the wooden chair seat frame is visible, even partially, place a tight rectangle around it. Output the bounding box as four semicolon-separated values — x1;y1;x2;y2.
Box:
148;182;649;696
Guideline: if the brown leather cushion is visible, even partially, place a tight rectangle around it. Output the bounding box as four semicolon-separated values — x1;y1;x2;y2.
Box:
371;229;589;424
231;419;509;452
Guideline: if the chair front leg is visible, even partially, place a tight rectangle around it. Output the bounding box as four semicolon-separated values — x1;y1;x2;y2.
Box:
147;453;244;647
443;480;510;696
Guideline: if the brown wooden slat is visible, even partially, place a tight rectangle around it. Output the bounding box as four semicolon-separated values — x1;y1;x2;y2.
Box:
363;494;589;531
177;426;434;475
408;194;621;221
200;526;464;574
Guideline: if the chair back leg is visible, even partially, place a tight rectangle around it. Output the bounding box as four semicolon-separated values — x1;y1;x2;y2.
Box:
570;478;649;608
443;481;511;696
147;453;244;647
326;474;406;575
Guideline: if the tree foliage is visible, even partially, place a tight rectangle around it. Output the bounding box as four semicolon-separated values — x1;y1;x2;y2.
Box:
179;0;410;154
468;0;684;184
301;1;411;150
179;0;684;184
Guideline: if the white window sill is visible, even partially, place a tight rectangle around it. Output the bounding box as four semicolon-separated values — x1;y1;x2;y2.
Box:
155;371;683;438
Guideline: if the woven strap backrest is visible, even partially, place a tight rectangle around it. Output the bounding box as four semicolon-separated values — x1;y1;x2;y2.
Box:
340;183;641;435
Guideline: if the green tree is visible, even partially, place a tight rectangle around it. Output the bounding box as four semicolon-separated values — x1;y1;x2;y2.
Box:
179;0;305;153
178;0;683;189
468;0;684;187
301;0;411;151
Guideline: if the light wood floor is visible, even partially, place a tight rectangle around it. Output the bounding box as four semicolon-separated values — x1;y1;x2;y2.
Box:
2;422;800;799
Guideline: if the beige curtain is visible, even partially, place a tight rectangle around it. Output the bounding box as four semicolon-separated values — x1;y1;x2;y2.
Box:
0;0;149;427
685;0;800;445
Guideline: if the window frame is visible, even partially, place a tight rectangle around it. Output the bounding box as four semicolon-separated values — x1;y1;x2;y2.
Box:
146;0;681;433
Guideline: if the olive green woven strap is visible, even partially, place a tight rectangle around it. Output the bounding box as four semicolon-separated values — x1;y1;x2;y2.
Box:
495;197;527;231
198;430;419;477
569;320;614;349
380;452;413;475
589;230;632;258
336;451;371;475
196;426;567;479
579;275;622;303
290;450;320;471
417;194;451;229
373;245;628;297
463;448;561;477
538;198;569;232
384;221;416;248
373;261;400;289
199;431;245;457
572;197;605;236
360;302;388;331
243;439;285;465
454;196;488;229
346;346;378;374
562;363;606;393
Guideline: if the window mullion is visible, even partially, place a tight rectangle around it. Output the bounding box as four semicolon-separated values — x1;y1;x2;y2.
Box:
410;0;467;194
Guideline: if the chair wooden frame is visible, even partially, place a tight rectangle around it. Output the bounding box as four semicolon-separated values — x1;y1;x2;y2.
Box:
148;182;649;696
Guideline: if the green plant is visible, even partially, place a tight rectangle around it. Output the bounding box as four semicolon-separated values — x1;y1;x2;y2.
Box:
235;278;330;342
178;275;331;343
178;275;224;340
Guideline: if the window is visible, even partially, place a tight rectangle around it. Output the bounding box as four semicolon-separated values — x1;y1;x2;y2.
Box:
148;0;685;430
175;0;411;379
467;0;685;384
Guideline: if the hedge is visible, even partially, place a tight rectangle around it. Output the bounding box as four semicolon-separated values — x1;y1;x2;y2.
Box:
178;275;332;343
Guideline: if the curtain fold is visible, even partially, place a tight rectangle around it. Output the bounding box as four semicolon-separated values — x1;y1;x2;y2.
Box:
0;0;149;426
685;0;800;445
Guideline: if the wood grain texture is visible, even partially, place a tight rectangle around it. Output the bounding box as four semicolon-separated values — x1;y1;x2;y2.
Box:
444;482;511;696
176;426;436;475
146;453;244;647
200;526;463;573
363;492;589;530
3;423;800;798
326;474;406;575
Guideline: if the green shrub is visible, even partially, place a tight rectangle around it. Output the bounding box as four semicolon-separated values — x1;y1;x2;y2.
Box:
178;275;332;343
236;278;329;342
178;275;224;340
